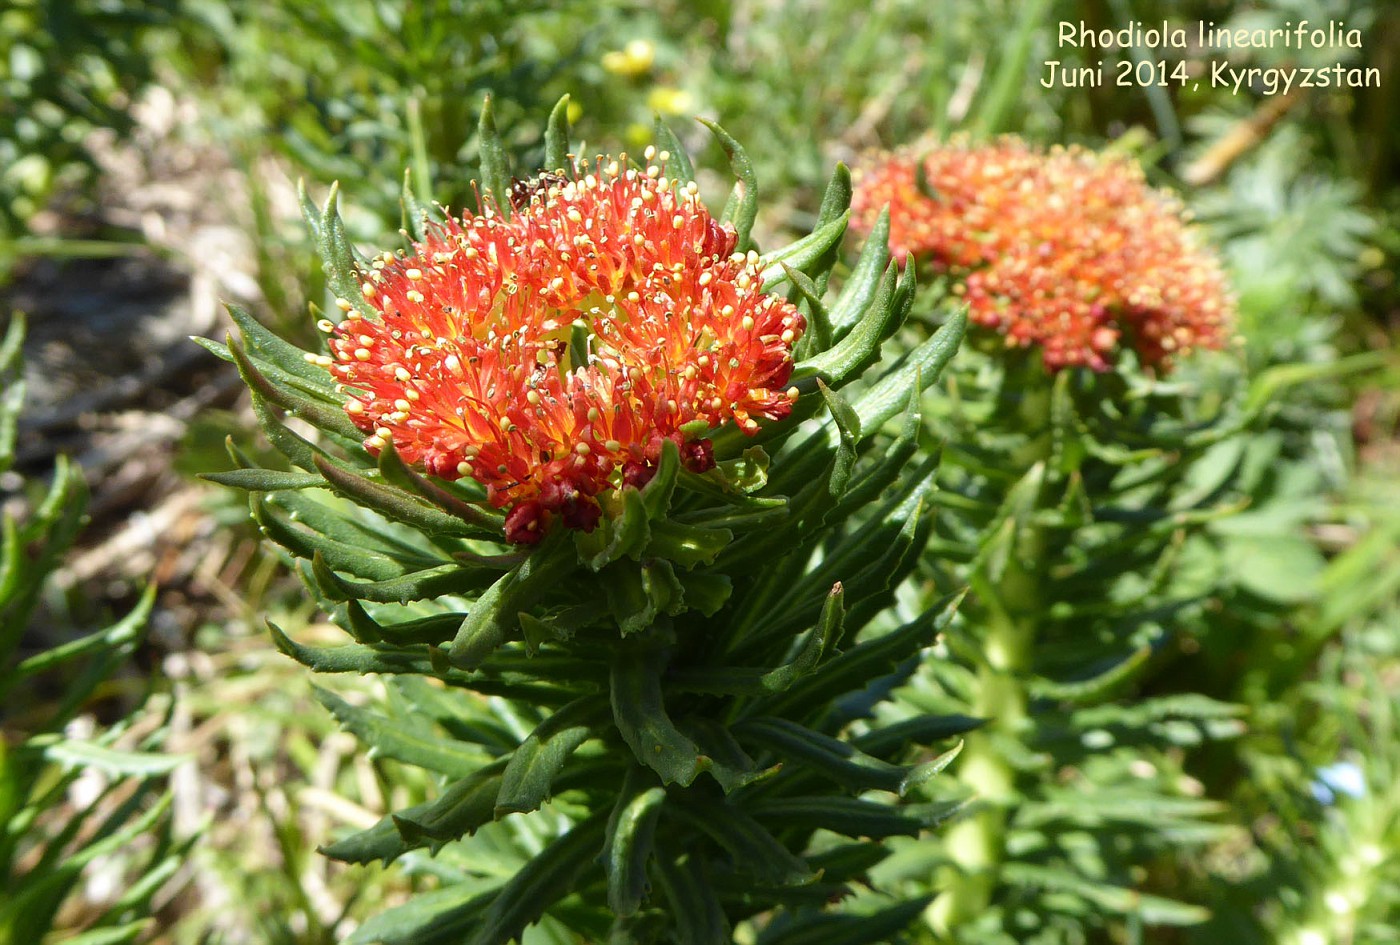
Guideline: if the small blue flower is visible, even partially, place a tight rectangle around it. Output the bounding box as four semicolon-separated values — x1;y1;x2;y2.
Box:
1312;761;1366;805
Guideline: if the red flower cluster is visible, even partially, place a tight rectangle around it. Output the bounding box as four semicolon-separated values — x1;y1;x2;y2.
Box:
852;139;1233;371
326;153;804;543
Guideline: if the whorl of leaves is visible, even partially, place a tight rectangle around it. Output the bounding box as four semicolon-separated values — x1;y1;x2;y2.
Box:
205;101;975;945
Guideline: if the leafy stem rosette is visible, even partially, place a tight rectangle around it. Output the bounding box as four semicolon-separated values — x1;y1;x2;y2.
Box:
202;102;972;945
847;139;1371;942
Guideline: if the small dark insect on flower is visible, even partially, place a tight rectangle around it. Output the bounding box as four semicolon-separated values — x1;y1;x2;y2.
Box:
508;172;570;210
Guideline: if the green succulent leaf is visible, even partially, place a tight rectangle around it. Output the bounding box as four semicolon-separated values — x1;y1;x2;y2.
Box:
375;441;505;532
699;118;757;251
226;303;339;395
322;760;508;864
299;180;376;319
466;812;608;945
1029;645;1154;704
254;496;413;582
476;94;510;216
401;168;430;243
605;786;667;916
41;741;187;778
642;437;681;518
200;468;324;491
496;697;607;815
345;885;496;945
544;94;572;172
795;261;899;386
746;796;959;840
307;554;490;604
653;851;730;945
759;211;850;291
314;685;491;778
651;118;696;184
827;207;890;339
313;453;496;541
449;538;577;669
715;446;770;494
645;519;732;568
603;559;682;636
760;591;965;721
760;583;845;693
673;800;817;887
848;305;966;434
674;570;733;616
226;335;366;443
610;641;710;787
1000;863;1210;925
852;714;985;759
754;896;933;945
735;717;915;794
577;487;652;571
816;381;860;499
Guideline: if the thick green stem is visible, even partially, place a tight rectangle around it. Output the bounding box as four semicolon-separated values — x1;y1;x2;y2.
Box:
928;365;1053;939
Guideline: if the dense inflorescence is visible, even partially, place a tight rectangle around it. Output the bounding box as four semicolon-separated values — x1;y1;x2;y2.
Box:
327;154;805;543
852;138;1233;371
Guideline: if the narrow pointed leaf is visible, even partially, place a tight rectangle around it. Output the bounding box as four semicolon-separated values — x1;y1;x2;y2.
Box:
449;539;576;669
655;117;700;183
652;118;696;184
344;885;495;945
314;685;490;778
817;381;860;498
653;851;730;945
466;812;608;945
402;169;429;242
606;786;666;916
307;553;489;604
544;95;571;171
610;643;709;786
323;761;508;865
828;207;889;337
200;468;323;491
758;212;850;289
736;717;910;794
496;697;606;815
760;583;844;693
376;441;504;532
227;335;365;441
746;796;944;839
313;453;496;540
755;897;933;945
761;591;964;720
796;262;899;386
300;180;376;319
227;304;339;393
699;118;757;250
670;801;815;886
477;95;510;215
1030;645;1153;704
849;305;966;433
